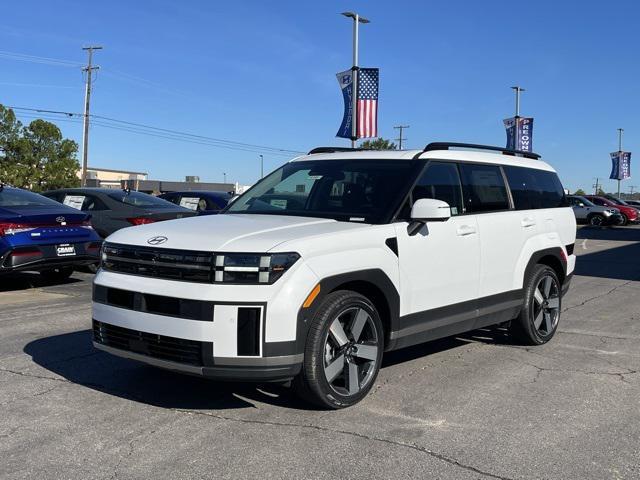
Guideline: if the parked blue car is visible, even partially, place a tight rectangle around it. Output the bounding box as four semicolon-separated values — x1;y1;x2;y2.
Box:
0;185;102;282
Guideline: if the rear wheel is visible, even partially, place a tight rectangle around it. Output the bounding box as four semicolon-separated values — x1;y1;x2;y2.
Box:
510;265;561;345
40;266;74;283
588;214;605;227
294;290;384;409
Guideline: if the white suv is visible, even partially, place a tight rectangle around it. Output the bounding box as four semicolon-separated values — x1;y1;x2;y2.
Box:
93;143;576;408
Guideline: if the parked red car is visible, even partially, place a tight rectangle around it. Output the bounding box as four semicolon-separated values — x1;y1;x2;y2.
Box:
583;195;639;225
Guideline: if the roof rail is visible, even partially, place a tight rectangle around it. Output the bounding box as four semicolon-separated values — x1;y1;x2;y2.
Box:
307;146;366;155
423;142;541;160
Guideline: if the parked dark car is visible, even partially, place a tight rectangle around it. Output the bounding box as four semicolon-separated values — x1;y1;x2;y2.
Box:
0;186;101;281
43;188;197;238
158;190;232;215
603;195;640;214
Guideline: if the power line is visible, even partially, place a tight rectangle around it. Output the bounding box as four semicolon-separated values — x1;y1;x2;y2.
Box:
6;105;304;156
0;50;83;67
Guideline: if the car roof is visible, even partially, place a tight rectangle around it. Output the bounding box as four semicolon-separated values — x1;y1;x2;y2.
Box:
291;148;556;172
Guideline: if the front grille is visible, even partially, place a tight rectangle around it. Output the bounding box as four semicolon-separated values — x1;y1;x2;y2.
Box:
93;320;208;366
102;243;214;283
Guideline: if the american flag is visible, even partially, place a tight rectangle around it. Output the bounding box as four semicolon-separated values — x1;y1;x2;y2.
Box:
357;68;379;138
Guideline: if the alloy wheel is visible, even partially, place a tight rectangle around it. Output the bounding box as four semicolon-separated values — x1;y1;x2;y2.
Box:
531;274;560;336
323;307;379;396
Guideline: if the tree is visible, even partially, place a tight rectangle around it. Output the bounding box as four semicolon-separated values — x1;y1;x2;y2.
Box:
597;188;606;196
359;137;397;150
573;188;586;195
0;104;80;191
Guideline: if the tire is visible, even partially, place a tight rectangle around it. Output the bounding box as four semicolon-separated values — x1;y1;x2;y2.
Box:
617;213;628;226
87;263;99;274
40;266;74;283
293;290;384;409
588;214;605;227
510;264;561;345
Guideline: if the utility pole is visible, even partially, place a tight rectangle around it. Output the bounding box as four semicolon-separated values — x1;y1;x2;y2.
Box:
629;185;637;197
394;125;409;150
223;172;227;184
80;45;102;187
259;154;264;179
592;178;601;195
617;128;624;197
342;12;370;148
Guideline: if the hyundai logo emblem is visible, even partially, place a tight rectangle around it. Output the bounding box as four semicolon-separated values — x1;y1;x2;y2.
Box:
147;236;168;245
55;216;65;223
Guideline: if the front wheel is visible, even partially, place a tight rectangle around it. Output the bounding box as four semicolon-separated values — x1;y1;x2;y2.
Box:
294;290;384;409
510;265;561;345
40;266;74;283
588;214;605;227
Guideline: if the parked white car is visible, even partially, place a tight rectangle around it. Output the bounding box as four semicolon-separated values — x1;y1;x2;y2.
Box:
93;142;576;408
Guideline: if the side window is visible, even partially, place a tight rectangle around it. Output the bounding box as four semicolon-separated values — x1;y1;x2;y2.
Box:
84;195;108;211
459;164;510;213
503;165;536;210
412;162;463;216
532;170;567;208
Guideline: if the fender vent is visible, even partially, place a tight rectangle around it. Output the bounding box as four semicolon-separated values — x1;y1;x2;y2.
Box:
385;237;398;257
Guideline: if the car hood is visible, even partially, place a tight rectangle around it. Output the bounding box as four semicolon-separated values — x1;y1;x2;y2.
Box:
105;213;368;252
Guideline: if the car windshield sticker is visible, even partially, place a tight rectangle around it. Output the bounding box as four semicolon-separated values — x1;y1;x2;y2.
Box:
179;197;200;210
270;199;287;209
63;195;85;210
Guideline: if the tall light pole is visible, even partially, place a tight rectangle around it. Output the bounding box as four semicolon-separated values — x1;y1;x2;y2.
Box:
617;128;624;197
80;45;102;187
342;11;370;148
223;172;227;184
511;86;525;117
259;154;264;179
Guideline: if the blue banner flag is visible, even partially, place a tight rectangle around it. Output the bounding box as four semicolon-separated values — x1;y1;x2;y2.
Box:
504;117;534;152
336;69;353;139
610;151;632;180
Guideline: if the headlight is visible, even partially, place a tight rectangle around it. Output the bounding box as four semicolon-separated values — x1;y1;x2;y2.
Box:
213;252;300;284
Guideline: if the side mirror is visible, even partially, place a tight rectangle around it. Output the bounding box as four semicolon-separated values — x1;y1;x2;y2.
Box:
578;202;585;207
408;198;451;235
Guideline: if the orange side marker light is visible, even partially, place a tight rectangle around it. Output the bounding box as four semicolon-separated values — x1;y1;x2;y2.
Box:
303;284;321;308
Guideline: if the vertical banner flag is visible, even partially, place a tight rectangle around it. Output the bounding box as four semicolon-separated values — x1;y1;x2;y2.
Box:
609;151;632;180
503;117;534;152
336;70;353;139
357;68;379;138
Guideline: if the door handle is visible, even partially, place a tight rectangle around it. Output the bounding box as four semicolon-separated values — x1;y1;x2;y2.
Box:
521;217;536;228
456;225;477;236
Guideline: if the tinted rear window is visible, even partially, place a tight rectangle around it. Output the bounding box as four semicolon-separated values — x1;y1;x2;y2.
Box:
504;166;567;209
0;188;62;207
106;191;177;208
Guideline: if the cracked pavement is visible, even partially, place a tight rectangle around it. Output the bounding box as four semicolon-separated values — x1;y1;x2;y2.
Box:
1;226;639;479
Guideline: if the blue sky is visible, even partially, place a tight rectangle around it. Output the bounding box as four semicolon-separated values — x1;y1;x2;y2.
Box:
1;0;638;192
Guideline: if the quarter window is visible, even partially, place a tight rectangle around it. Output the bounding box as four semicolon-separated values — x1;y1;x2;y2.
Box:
412;162;463;216
503;166;567;210
458;164;510;212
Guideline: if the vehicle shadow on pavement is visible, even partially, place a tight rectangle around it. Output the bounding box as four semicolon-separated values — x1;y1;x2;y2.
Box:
574;228;640;281
0;272;82;292
25;329;475;411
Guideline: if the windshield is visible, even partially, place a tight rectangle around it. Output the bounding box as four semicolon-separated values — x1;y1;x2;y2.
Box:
573;196;596;207
0;188;63;208
225;159;418;223
106;190;177;208
606;196;628;206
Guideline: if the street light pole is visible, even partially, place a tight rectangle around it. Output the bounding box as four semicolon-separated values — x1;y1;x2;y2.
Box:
617;128;624;197
511;86;525;118
259;154;264;179
342;12;370;149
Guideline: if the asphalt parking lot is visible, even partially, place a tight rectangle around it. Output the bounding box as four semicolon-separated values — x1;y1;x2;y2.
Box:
1;226;639;480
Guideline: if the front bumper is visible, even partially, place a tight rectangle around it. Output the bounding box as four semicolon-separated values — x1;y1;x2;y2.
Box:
93;341;302;381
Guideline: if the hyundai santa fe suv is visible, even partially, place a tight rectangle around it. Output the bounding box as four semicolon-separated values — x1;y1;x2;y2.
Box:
93;142;576;408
